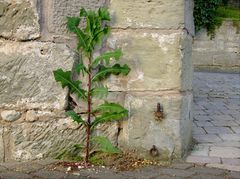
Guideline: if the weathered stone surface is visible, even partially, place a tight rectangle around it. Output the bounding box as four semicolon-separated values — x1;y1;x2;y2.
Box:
8;118;84;161
184;0;194;35
0;40;74;110
0;171;31;179
193;20;240;72
209;147;240;158
48;0;107;33
0;0;40;40
0;127;4;162
105;30;192;91
1;110;21;122
25;110;38;122
186;155;221;164
7;114;119;161
110;0;184;29
119;92;192;160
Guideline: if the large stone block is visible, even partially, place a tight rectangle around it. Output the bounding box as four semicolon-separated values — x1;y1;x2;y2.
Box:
0;40;75;110
0;127;4;162
109;0;184;29
118;92;193;160
7;117;119;161
105;30;191;91
8;119;85;161
48;0;107;33
0;0;40;40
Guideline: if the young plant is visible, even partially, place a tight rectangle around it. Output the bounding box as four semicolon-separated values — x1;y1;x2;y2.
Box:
53;7;130;163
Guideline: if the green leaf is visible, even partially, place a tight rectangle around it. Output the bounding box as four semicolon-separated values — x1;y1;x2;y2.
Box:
66;17;80;32
92;64;130;81
91;110;128;129
80;7;87;17
53;69;87;101
75;28;89;50
91;86;108;99
76;63;87;76
92;49;122;67
98;7;110;21
94;102;127;114
66;110;86;125
92;27;110;45
92;136;121;154
67;16;89;50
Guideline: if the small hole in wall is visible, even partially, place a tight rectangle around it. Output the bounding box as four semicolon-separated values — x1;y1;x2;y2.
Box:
40;48;47;55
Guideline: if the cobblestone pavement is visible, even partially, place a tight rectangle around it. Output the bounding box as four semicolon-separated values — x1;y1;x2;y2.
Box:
0;159;240;179
186;72;240;172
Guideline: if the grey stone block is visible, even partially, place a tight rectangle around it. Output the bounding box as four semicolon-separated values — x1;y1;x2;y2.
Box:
0;40;75;110
0;0;40;40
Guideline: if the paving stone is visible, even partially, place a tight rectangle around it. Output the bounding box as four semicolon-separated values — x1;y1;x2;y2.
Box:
211;115;235;121
186;155;221;164
222;158;240;166
211;120;239;127
219;134;240;141
194;116;211;121
204;109;224;115
189;166;226;175
171;162;194;170
193;127;207;135
228;171;240;179
213;141;240;148
235;120;240;125
193;134;222;143
31;170;68;179
207;164;240;172
158;168;195;178
189;145;209;156
232;127;240;134
195;121;214;127
0;171;31;179
0;161;44;174
209;147;240;158
204;126;233;134
192;174;225;179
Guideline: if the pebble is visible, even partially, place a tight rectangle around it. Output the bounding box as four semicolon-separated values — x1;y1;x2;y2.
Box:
1;110;21;122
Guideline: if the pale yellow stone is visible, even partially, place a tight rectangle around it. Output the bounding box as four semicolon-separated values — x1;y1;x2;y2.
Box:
110;0;184;29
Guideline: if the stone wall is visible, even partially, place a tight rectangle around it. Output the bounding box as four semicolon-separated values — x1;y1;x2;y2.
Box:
193;20;240;72
0;0;194;162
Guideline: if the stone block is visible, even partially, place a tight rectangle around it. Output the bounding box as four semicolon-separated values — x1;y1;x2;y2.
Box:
1;110;21;122
8;117;118;161
48;0;107;33
109;0;184;29
222;158;240;166
193;134;222;143
186;155;221;164
209;146;240;158
118;92;192;160
207;164;240;172
0;40;75;110
219;134;240;141
0;0;40;40
105;30;191;91
204;126;233;134
0;127;4;162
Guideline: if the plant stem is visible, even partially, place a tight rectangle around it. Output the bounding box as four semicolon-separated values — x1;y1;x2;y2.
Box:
85;54;92;163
